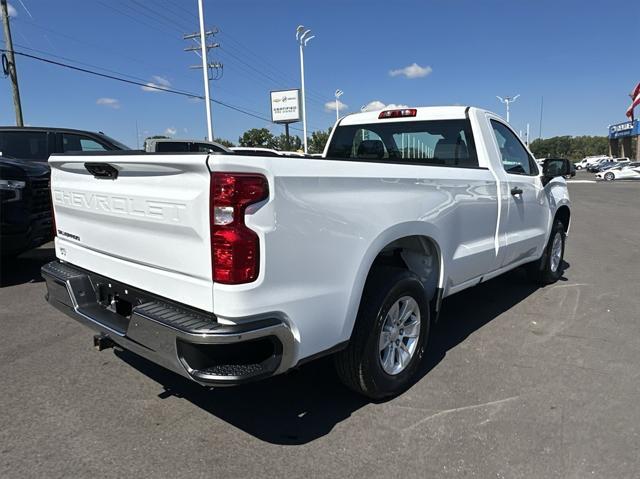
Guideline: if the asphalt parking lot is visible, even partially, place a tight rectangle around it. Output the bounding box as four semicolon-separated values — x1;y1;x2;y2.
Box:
1;178;639;478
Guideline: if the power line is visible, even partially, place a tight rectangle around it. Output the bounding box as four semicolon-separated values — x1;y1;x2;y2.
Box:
10;43;168;85
95;3;329;116
129;0;193;34
217;28;330;104
216;46;329;118
2;39;297;120
96;1;183;38
155;0;196;26
1;48;319;133
12;17;184;75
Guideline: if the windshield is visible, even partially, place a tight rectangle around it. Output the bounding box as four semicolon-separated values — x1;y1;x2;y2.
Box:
326;119;478;168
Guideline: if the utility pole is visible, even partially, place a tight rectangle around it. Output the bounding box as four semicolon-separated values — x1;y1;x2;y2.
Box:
1;0;23;126
184;0;222;141
296;25;314;154
496;94;520;123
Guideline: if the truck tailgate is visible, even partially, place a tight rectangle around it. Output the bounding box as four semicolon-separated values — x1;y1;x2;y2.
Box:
49;153;213;311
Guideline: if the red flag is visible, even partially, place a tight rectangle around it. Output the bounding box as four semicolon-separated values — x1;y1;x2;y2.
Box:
626;82;640;121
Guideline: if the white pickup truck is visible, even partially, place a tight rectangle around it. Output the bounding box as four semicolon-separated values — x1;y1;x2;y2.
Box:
42;106;572;398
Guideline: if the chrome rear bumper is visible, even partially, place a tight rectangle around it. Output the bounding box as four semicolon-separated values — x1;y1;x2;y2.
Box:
41;260;294;386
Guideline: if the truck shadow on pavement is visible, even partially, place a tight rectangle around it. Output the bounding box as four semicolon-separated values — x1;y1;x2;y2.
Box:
118;264;568;445
0;246;55;287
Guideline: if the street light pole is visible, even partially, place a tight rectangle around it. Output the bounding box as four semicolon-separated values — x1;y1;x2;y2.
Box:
496;94;520;123
197;0;213;140
335;89;343;122
296;25;314;154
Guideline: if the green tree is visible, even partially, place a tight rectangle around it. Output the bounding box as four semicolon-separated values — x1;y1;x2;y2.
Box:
214;137;235;148
274;133;302;151
308;127;332;154
238;128;277;148
529;135;610;161
145;135;170;140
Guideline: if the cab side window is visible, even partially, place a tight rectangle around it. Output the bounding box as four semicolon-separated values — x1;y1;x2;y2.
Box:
62;134;108;152
490;120;537;175
0;131;49;160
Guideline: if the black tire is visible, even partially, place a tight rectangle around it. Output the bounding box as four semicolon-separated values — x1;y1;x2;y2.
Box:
334;267;430;399
526;220;566;285
604;172;614;181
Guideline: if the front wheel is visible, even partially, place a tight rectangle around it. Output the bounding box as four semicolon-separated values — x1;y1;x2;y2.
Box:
526;220;566;285
604;172;615;181
334;267;430;399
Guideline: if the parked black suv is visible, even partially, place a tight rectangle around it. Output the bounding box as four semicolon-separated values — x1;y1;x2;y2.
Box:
0;127;128;257
0;126;129;162
0;156;52;257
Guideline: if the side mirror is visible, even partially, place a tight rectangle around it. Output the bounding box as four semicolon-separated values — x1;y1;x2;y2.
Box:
542;158;572;184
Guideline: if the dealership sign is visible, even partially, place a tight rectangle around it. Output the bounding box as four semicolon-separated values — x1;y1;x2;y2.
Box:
609;120;640;139
270;89;301;123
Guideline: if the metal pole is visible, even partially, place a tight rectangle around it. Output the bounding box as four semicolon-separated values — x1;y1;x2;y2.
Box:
285;123;290;150
299;43;308;153
197;0;213;140
335;98;339;122
538;96;544;139
1;0;23;126
506;100;510;123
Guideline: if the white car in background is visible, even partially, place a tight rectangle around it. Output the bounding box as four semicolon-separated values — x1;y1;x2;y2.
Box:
595;162;640;181
575;155;610;170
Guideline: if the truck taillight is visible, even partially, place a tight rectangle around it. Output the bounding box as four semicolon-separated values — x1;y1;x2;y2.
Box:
211;173;268;284
378;108;417;119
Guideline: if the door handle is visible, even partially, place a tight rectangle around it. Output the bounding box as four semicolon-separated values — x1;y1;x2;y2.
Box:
511;187;523;196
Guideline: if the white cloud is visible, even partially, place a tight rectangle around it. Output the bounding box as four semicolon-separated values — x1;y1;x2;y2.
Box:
96;97;120;109
361;100;409;112
389;63;432;79
7;3;17;17
164;127;177;136
141;75;171;92
324;99;348;113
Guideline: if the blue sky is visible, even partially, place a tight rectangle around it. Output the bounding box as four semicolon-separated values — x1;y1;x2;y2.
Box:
1;0;638;147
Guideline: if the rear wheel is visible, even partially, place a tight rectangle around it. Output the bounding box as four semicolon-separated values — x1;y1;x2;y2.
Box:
526;219;566;285
604;172;615;181
334;267;430;399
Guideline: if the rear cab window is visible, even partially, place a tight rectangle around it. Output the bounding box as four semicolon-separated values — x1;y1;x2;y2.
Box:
326;119;479;168
0;131;50;161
